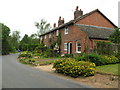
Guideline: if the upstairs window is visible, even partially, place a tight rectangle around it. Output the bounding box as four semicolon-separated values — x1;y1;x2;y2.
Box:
56;30;59;36
76;41;81;53
65;27;68;34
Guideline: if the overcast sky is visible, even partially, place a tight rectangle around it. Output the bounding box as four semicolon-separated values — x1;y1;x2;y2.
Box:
0;0;119;38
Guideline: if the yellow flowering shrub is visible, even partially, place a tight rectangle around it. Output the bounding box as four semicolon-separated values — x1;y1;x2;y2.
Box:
53;58;96;78
103;56;119;64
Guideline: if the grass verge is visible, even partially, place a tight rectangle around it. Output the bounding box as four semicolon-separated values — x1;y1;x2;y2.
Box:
95;64;120;76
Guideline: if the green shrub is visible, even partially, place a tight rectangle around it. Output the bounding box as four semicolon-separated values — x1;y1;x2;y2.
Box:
43;49;60;58
53;58;96;78
61;54;73;58
18;51;32;58
75;53;106;66
115;52;120;61
103;56;119;64
75;53;119;66
33;53;42;57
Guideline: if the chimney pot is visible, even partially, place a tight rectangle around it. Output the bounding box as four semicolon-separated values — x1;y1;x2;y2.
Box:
74;6;83;19
76;6;79;11
53;23;56;28
59;16;61;20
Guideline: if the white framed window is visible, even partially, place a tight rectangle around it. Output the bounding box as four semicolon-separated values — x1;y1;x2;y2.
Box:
44;35;46;39
49;33;51;38
64;43;68;51
65;27;68;34
56;30;59;36
76;41;81;53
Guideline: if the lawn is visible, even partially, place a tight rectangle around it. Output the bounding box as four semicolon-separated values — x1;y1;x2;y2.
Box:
95;64;120;76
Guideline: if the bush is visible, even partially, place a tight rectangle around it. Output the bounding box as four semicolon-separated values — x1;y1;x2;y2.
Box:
61;54;73;58
75;53;119;66
103;56;119;64
42;48;60;58
53;58;96;78
115;52;120;61
18;51;32;58
75;53;106;66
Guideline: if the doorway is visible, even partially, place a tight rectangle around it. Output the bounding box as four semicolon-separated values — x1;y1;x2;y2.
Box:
68;42;72;54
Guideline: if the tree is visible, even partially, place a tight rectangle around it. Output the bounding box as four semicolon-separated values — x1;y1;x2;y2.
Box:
20;34;30;44
10;31;20;50
19;34;39;51
109;28;120;44
29;33;39;44
1;23;13;55
35;19;51;36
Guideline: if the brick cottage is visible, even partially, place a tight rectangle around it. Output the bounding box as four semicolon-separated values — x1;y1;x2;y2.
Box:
39;6;117;55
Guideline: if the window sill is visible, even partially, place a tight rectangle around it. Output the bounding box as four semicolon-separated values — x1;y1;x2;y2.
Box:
75;51;81;53
65;33;68;35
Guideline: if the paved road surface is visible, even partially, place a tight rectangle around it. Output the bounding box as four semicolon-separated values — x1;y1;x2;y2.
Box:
2;54;91;88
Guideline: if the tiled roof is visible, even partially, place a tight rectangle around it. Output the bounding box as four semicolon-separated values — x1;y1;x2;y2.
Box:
40;9;117;36
76;24;114;39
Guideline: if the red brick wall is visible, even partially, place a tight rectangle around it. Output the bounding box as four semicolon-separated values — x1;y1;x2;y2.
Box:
76;11;115;28
60;25;89;54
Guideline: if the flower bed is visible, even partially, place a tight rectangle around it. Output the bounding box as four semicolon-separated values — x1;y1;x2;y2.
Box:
53;58;96;78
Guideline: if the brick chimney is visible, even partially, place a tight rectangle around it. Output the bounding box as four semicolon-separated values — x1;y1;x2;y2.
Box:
74;6;83;19
53;23;56;28
58;16;64;26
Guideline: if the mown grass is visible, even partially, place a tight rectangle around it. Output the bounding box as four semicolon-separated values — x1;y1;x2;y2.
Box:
95;64;120;76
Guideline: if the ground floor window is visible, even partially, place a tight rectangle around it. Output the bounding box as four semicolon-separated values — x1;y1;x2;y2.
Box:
64;43;68;51
76;41;81;53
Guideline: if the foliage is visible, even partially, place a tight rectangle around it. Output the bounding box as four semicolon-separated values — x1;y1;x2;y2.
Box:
95;41;113;55
103;56;119;64
57;32;61;47
109;28;120;44
18;51;32;58
19;34;39;51
35;19;52;36
1;23;13;55
75;53;119;66
75;53;105;66
61;54;73;58
43;48;60;58
10;31;20;50
21;34;30;44
35;42;46;53
115;52;120;61
53;58;96;78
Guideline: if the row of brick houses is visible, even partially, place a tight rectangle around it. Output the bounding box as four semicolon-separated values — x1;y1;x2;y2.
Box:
39;6;117;55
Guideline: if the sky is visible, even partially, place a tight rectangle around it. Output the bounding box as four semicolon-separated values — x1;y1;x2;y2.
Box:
0;0;119;38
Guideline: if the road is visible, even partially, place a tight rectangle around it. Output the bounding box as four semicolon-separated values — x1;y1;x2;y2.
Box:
2;54;91;88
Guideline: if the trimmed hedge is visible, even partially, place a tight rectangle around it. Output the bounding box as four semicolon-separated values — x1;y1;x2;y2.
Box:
53;58;96;78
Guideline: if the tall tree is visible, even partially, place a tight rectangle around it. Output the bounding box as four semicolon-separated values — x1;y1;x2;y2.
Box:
109;28;120;44
30;33;39;44
10;31;20;50
35;19;51;36
1;23;12;55
20;34;30;44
